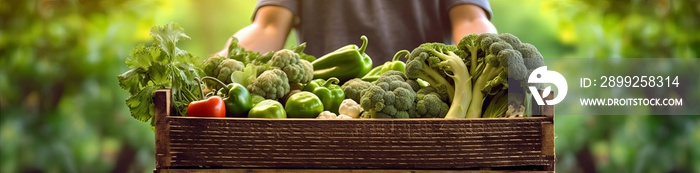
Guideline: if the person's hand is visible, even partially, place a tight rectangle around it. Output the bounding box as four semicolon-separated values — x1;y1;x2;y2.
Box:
215;47;228;57
217;5;294;56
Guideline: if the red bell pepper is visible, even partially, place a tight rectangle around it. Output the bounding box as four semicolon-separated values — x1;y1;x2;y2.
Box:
187;77;226;118
187;96;226;117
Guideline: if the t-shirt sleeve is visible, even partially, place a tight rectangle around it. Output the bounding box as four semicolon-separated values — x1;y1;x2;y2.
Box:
443;0;493;19
252;0;299;21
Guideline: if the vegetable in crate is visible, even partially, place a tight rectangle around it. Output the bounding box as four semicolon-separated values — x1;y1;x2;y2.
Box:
316;111;338;119
279;83;303;106
340;78;373;103
187;78;226;118
409;86;450;118
202;55;244;85
456;33;544;118
247;68;290;100
338;99;363;118
316;111;353;119
187;96;226;118
235;48;313;100
268;49;314;84
117;23;203;123
361;50;409;82
230;64;258;88
405;43;471;119
359;71;416;118
303;77;345;114
248;100;286;118
203;77;253;117
312;35;373;82
285;91;324;118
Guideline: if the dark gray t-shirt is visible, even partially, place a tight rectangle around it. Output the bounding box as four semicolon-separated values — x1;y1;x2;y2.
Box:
254;0;492;65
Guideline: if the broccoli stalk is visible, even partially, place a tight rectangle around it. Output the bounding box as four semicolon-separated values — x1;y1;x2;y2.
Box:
466;49;528;118
429;49;473;119
406;43;472;119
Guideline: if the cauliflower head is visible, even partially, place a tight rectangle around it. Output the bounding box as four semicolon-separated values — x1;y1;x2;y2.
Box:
247;68;291;100
269;49;314;84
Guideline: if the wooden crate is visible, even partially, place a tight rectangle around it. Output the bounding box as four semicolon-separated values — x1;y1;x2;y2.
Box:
153;89;555;173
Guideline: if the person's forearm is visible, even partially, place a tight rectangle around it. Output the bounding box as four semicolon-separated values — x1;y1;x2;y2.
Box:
234;23;289;53
216;24;289;56
216;6;293;56
449;4;497;44
452;17;497;43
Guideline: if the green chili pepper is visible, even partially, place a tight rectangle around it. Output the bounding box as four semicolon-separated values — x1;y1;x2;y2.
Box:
284;91;324;118
302;77;345;114
312;35;373;82
203;76;253;117
361;50;410;82
248;100;286;118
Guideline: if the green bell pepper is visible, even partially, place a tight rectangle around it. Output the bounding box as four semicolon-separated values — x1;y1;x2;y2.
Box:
284;91;324;118
302;77;345;114
312;35;373;82
203;76;253;117
248;100;286;118
361;50;409;82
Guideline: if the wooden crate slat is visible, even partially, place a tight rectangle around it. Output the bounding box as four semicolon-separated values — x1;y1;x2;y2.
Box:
167;159;551;169
157;168;554;173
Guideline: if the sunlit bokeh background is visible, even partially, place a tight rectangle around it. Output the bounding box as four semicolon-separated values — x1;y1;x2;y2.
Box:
1;0;699;172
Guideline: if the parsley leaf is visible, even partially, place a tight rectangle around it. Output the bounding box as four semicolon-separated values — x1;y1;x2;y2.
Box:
125;85;157;122
150;23;190;58
117;68;144;95
125;44;158;70
117;22;203;125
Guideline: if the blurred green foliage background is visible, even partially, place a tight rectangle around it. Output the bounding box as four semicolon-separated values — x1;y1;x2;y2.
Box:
1;0;698;172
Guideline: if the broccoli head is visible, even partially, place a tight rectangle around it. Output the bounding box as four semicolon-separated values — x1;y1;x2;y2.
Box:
267;49;314;84
247;68;291;100
405;79;421;92
410;86;450;118
415;85;449;102
516;42;546;90
341;78;373;103
359;71;416;118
